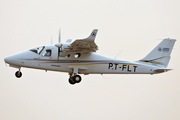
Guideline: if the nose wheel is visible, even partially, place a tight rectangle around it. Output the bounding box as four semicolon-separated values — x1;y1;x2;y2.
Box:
15;71;22;78
68;75;82;85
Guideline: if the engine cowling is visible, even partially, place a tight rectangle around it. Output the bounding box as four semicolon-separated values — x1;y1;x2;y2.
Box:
55;42;71;57
55;43;62;47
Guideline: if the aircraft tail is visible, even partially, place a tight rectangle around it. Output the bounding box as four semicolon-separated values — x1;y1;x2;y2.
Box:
81;29;98;42
139;38;176;68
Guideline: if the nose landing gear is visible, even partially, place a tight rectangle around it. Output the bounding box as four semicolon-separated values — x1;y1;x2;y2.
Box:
15;71;22;78
15;68;22;78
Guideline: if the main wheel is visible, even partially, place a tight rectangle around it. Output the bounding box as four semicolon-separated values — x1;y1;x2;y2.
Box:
15;71;22;78
68;78;76;85
73;75;82;83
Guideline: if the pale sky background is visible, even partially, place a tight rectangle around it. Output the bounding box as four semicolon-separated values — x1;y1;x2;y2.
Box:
0;0;180;120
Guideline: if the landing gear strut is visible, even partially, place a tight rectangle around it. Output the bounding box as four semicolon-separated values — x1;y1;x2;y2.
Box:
68;74;82;85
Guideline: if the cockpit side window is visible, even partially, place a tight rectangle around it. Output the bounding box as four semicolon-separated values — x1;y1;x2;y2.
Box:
30;46;45;54
42;49;52;57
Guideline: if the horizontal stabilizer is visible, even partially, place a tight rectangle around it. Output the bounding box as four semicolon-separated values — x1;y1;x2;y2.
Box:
155;68;172;73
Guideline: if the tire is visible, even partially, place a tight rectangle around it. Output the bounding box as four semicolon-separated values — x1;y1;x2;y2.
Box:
69;78;76;85
15;71;22;78
73;75;81;83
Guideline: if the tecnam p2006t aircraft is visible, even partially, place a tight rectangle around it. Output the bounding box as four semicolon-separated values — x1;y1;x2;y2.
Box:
4;29;176;85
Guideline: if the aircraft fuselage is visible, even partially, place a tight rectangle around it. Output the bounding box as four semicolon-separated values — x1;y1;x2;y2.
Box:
4;29;176;85
5;45;158;75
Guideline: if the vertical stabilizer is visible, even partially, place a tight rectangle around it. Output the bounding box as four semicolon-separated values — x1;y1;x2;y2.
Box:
81;29;98;41
140;38;176;67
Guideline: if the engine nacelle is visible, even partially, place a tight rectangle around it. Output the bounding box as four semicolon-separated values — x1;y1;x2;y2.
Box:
55;43;62;47
55;42;71;57
55;43;70;49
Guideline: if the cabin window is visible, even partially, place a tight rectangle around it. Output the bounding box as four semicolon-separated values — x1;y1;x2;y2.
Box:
30;46;45;54
74;53;81;58
42;49;52;57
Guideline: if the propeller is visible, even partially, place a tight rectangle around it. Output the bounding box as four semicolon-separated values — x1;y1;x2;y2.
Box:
55;29;63;59
51;36;53;45
55;29;63;47
55;29;69;58
59;29;61;43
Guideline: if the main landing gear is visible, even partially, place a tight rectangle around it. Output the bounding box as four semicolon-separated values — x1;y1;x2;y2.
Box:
68;74;82;85
68;67;82;85
15;68;22;78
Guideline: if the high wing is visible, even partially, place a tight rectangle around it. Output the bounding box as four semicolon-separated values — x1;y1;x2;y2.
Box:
64;29;98;53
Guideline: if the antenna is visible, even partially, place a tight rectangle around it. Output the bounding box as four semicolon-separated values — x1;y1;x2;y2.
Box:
101;74;111;79
115;50;123;58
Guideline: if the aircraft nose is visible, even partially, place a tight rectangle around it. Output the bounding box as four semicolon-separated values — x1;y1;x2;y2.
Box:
4;53;21;65
4;50;32;66
4;56;13;64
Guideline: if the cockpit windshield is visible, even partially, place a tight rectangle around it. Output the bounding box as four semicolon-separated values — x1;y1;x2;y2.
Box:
29;46;45;54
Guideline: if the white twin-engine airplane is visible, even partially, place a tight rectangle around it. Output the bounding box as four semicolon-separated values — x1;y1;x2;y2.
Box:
4;29;176;85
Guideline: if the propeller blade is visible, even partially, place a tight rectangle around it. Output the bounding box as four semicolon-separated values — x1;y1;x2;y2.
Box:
51;36;53;45
58;29;61;60
59;29;61;43
58;47;60;59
